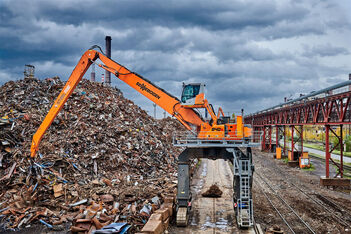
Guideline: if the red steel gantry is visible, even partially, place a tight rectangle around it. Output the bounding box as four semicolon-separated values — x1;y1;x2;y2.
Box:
245;78;351;179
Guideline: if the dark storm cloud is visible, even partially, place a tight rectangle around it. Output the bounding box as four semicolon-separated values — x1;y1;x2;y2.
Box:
7;0;309;30
0;0;350;114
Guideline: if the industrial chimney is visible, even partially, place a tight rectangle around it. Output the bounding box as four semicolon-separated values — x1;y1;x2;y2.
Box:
105;36;112;85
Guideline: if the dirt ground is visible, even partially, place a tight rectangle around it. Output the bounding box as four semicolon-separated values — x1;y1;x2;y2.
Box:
252;149;351;233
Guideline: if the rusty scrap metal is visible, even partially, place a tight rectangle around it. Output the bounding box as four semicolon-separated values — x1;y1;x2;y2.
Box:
0;77;185;232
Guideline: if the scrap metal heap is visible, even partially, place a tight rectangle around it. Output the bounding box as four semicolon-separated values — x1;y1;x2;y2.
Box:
1;46;259;231
0;77;187;232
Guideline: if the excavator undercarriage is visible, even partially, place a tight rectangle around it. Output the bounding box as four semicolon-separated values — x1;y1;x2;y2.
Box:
173;138;257;228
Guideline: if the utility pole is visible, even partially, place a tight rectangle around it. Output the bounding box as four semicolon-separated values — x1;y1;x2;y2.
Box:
153;103;157;119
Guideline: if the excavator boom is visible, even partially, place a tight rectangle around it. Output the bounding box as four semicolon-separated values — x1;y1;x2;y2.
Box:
30;48;204;157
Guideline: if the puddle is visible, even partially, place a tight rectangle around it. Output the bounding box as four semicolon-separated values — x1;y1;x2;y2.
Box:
216;217;229;230
200;216;230;230
193;161;207;193
201;216;216;229
201;161;207;177
193;178;204;193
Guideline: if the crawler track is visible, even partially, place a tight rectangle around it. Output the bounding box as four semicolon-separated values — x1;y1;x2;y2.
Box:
254;172;316;234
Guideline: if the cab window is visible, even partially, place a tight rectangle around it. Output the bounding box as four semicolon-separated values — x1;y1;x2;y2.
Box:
181;85;200;103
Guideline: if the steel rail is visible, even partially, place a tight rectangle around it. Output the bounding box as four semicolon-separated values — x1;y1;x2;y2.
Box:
256;172;317;234
254;177;295;234
315;193;351;219
261;153;351;227
290;183;351;227
271;162;351;227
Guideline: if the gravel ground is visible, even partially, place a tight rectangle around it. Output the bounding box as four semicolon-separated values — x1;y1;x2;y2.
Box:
252;149;351;234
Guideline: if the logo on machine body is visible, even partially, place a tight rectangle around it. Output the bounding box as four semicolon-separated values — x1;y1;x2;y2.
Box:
136;82;160;99
212;127;222;131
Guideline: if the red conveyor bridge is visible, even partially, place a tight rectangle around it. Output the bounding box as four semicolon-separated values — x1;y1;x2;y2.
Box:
245;79;351;178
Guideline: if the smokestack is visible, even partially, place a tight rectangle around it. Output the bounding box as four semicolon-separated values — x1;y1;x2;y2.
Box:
90;63;96;82
349;73;351;91
105;36;112;85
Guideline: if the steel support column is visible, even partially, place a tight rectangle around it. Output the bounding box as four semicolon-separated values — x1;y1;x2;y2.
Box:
276;125;279;149
269;126;272;151
340;125;343;177
300;126;303;155
325;125;330;178
291;125;294;159
283;126;286;156
261;127;266;151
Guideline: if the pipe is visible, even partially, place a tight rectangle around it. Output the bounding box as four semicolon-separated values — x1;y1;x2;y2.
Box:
247;80;351;116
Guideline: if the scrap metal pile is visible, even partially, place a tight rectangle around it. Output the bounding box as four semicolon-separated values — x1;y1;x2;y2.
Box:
0;77;184;232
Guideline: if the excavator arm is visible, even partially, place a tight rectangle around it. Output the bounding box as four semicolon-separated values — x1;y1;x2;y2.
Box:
30;47;204;157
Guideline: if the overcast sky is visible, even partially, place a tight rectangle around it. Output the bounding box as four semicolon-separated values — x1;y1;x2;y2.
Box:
1;0;351;118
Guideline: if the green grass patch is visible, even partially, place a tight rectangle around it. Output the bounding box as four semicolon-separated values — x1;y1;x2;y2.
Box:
331;149;351;157
282;158;289;164
302;162;315;171
196;159;202;168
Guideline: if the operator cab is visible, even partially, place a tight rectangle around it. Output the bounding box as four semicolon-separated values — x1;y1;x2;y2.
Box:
181;83;205;105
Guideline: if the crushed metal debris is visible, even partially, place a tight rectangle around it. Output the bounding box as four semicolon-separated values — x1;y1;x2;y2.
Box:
0;77;186;232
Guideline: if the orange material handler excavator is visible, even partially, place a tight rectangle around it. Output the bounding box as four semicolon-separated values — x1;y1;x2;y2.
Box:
30;46;256;228
30;46;251;158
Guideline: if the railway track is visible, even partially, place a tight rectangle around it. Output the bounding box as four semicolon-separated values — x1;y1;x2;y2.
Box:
257;152;351;229
272;165;351;228
254;171;316;234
